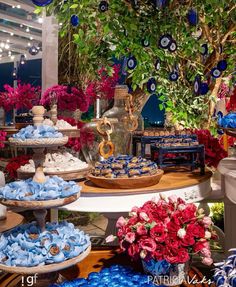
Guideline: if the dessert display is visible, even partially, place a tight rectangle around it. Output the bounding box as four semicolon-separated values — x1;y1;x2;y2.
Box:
0;176;80;201
19;151;88;173
93;155;158;178
49;265;155;287
88;155;164;189
213;248;236;287
0;221;90;267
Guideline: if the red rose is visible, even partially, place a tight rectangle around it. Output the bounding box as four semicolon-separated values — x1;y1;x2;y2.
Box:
139;237;157;252
150;223;166;243
136;225;148;236
181;233;195;247
179;204;197;223
167;219;180;234
165;247;190;264
128;243;140;260
125;232;136;244
186;223;205;238
153;243;165;261
117;225;131;238
193;240;209;253
165;235;182;250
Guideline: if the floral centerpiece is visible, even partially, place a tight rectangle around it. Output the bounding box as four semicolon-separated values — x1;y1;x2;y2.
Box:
40;85;89;112
107;195;217;286
0;82;41;112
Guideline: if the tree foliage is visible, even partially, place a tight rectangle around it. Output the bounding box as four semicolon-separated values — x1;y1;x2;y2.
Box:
38;0;236;128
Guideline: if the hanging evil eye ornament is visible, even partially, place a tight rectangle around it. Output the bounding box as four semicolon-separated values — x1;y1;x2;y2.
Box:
169;71;179;82
70;15;79;27
155;59;161;71
142;39;150;47
127;56;137;70
31;0;53;6
147;78;157;93
217;60;228;71
200;44;208;56
152;0;167;9
187;8;198;26
158;34;172;49
217;129;224;136
200;82;209;95
211;67;222;78
99;1;109;12
29;45;39;56
193;75;201;94
168;40;177;52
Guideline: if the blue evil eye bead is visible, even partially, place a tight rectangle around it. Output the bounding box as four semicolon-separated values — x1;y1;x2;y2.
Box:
71;15;79;27
142;39;150;47
193;75;201;94
32;0;53;6
201;44;208;55
211;67;222;78
99;1;109;12
168;40;177;52
200;82;209;95
169;71;179;81
29;45;39;56
147;78;157;93
159;34;172;49
217;129;224;135
155;59;161;70
127;56;137;70
217;60;227;71
152;0;167;9
187;8;198;26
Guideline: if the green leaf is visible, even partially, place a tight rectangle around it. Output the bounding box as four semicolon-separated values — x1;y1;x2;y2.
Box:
70;4;78;9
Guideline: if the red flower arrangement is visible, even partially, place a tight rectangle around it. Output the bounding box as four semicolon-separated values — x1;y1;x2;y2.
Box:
5;155;31;179
0;82;40;111
40;85;89;112
107;196;217;266
194;129;227;168
85;64;120;103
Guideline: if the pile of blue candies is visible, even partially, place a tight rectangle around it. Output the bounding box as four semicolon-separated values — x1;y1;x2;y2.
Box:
218;113;236;129
213;248;236;287
0;176;80;201
49;265;157;287
12;125;63;140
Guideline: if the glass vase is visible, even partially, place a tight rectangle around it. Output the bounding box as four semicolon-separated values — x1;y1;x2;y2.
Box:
102;85;132;154
142;259;189;286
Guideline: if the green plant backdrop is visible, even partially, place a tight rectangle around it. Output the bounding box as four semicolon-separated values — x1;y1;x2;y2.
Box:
36;0;236;128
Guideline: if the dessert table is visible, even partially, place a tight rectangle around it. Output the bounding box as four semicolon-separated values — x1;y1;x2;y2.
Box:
58;169;212;235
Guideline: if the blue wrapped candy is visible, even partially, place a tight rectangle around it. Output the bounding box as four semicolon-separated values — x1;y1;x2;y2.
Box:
213;248;236;287
50;265;156;287
0;176;81;201
0;221;90;268
12;125;63;140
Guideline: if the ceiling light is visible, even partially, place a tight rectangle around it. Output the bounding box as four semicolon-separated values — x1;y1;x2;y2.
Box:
38;17;43;24
5;44;10;50
7;39;10;43
12;67;17;79
30;37;33;40
0;54;2;58
12;6;15;8
20;24;23;28
10;33;14;36
28;42;31;47
59;23;63;26
20;54;26;65
16;5;21;9
11;55;15;60
0;48;2;53
0;43;4;48
8;51;12;56
26;27;30;33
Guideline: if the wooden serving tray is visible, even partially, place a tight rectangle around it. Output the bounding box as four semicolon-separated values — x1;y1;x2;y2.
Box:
87;170;164;189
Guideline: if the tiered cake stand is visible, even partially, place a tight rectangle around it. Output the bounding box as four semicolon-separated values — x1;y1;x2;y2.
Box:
0;106;91;286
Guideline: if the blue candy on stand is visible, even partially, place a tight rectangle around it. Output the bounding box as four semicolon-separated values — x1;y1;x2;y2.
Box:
213;248;236;287
32;0;53;6
187;8;198;26
71;15;80;27
49;265;158;287
217;60;228;71
99;1;109;12
147;78;157;93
